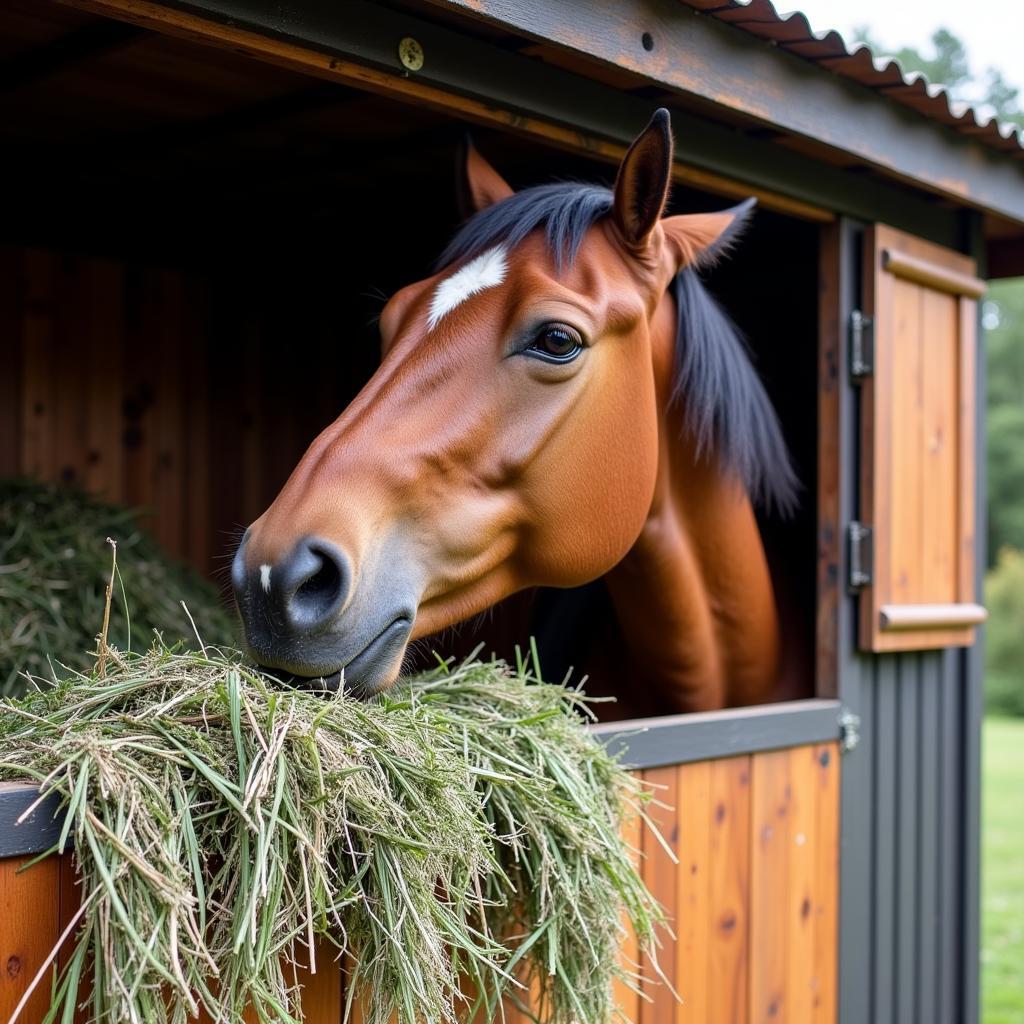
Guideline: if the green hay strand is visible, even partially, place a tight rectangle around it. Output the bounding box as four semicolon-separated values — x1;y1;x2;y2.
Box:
0;645;663;1024
0;479;237;697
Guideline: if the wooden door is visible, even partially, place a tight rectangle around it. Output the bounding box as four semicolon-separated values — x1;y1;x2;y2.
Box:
858;225;986;652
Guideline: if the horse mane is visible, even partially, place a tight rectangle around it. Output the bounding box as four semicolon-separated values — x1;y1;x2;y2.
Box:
438;182;798;514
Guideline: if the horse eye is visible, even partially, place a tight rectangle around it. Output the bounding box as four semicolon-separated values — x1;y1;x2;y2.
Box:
526;324;584;364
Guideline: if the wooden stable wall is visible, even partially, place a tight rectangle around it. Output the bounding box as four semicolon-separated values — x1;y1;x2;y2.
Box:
0;243;372;577
0;742;839;1024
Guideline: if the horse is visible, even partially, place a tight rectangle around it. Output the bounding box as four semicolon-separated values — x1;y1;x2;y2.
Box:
231;109;797;714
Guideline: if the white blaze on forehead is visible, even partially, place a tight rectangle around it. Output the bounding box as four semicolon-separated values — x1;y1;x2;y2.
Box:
427;245;507;330
260;564;272;593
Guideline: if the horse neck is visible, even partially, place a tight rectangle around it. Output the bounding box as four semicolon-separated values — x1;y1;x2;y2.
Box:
603;288;780;712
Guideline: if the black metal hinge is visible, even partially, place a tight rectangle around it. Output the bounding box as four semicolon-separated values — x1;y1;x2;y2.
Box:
849;309;874;379
848;520;873;590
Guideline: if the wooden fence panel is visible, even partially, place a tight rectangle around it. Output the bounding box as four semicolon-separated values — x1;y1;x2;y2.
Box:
0;744;839;1024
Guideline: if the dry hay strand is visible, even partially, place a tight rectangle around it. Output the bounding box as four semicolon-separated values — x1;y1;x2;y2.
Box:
1;642;665;1024
0;478;236;696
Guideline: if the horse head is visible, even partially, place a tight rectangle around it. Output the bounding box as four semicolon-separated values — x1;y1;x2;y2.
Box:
232;109;793;701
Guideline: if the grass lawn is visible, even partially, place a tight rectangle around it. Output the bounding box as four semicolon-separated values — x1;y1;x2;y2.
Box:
982;717;1024;1023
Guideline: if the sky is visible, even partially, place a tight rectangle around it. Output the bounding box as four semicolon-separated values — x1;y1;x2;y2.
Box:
784;0;1024;94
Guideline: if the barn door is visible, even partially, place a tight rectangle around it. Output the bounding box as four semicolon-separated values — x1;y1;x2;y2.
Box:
856;224;986;652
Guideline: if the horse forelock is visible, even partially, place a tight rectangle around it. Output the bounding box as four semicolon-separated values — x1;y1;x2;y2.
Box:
437;182;613;274
435;182;796;515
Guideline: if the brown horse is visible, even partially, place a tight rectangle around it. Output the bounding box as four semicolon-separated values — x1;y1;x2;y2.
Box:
231;109;796;713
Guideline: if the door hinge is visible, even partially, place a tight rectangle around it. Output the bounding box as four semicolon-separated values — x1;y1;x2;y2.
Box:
839;707;861;754
848;521;873;590
849;310;874;379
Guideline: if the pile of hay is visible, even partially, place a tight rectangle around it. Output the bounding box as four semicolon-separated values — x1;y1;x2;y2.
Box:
0;479;236;696
0;644;662;1024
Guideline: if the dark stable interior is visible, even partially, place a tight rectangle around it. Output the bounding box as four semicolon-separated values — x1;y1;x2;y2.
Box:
1;1;819;713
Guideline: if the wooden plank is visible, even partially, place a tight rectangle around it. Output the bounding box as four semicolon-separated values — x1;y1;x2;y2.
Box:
154;269;186;558
613;801;643;1023
0;854;61;1023
20;248;56;481
83;258;125;502
785;746;817;1024
749;749;789;1023
640;766;678;1024
122;265;157;527
51;253;89;488
920;287;958;605
58;854;89;1024
957;297;978;610
183;277;212;574
878;603;986;630
707;756;750;1024
293;937;342;1024
674;761;710;1024
888;276;924;608
811;745;839;1024
0;247;22;477
881;249;985;298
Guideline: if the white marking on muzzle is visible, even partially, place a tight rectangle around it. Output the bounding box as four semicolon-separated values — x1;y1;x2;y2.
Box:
260;564;272;593
427;245;507;329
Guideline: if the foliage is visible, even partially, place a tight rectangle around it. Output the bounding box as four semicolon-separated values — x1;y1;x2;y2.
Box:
984;548;1024;717
982;717;1024;1023
985;281;1024;561
0;478;237;697
0;644;661;1024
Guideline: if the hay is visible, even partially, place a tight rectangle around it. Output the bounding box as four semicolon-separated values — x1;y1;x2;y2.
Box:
0;644;663;1024
0;479;237;696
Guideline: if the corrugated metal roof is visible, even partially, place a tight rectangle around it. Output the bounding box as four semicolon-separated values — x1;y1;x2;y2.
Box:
681;0;1024;160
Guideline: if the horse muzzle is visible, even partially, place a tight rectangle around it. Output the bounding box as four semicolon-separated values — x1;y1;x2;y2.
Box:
231;532;416;696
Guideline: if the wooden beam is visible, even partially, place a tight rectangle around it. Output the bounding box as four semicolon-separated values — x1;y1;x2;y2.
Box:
882;249;986;298
0;18;143;93
64;0;957;231
419;0;1024;228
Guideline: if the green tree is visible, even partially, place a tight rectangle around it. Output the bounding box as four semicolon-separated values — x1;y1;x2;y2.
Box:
986;281;1024;557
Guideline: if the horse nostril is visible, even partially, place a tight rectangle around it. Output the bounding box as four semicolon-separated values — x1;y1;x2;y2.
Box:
296;555;341;605
279;538;349;633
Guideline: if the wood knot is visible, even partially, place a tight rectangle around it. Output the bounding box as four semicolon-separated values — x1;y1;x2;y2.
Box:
714;802;726;824
801;897;811;920
768;997;781;1017
6;956;21;979
719;911;737;933
819;750;831;767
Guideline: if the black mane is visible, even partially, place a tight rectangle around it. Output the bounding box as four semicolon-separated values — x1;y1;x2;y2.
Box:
439;182;798;514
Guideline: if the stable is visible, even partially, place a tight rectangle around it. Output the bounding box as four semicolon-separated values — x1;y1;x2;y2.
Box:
1;1;1022;1022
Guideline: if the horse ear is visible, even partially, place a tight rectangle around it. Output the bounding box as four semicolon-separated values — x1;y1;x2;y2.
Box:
661;197;757;271
457;136;514;217
612;108;674;248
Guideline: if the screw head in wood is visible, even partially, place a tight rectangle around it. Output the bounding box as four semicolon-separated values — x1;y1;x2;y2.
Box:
398;37;424;72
